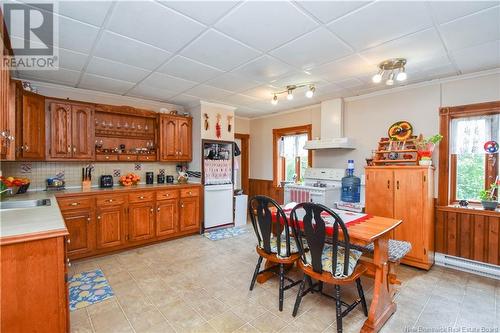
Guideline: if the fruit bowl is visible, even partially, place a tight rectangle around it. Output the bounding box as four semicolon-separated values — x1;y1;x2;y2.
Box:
119;173;140;186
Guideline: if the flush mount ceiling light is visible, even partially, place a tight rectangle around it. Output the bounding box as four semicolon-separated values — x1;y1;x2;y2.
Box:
372;58;407;85
270;84;316;105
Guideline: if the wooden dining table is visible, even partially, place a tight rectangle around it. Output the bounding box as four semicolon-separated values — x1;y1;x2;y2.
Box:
257;210;402;333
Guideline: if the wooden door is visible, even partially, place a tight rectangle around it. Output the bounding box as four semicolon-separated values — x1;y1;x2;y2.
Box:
63;210;93;256
177;118;192;161
20;93;45;159
156;199;178;237
179;196;200;232
365;168;394;218
0;43;15;160
49;102;72;159
96;206;126;249
71;105;94;160
393;169;425;261
128;202;155;241
160;116;178;161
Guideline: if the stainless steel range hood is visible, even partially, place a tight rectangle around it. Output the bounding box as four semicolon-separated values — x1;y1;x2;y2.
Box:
304;98;355;150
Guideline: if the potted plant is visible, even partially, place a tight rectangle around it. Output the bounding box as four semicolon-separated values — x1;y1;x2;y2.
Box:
479;182;498;210
415;134;443;166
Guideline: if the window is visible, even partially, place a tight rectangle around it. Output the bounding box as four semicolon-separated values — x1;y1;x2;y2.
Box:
273;125;312;187
438;101;500;205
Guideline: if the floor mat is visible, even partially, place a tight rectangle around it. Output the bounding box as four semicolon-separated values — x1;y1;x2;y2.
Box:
203;226;248;241
68;269;114;311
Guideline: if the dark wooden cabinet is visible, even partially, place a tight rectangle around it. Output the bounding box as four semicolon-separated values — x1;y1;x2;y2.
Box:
62;210;93;256
48;101;94;160
159;115;192;162
16;90;45;160
96;205;126;249
156;199;178;237
128;202;155;241
0;47;15;160
179;196;200;232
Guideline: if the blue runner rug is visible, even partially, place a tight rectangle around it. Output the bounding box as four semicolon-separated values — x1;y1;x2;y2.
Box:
203;226;248;241
68;269;114;311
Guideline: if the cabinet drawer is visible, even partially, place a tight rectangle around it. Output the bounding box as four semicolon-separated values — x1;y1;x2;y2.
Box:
157;189;179;201
129;191;154;203
96;154;118;161
180;187;200;198
119;155;137;161
138;155;156;162
96;194;126;207
58;196;93;211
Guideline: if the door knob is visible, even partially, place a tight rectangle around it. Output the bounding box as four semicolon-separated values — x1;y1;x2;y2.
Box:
97;215;101;220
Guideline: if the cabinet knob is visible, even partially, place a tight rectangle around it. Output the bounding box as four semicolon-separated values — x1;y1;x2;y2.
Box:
139;196;144;199
396;180;400;190
97;215;101;220
150;208;154;213
67;238;71;244
69;202;80;206
87;217;91;222
73;146;77;153
157;207;160;212
105;156;110;160
165;194;169;197
387;180;390;189
188;191;192;195
67;145;71;153
180;202;184;208
67;258;71;267
107;199;114;203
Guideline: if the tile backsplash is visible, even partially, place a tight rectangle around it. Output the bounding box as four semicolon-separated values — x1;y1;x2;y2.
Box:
0;162;179;191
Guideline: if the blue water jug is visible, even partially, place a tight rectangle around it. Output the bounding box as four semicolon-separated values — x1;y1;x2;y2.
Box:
341;160;361;203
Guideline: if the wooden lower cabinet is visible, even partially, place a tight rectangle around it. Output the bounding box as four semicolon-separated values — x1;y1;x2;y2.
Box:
1;235;68;333
61;185;201;260
128;202;155;241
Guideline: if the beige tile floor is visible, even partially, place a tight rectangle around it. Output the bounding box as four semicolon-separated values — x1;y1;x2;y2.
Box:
70;228;500;333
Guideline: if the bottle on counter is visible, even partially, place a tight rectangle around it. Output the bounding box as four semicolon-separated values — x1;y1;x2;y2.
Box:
341;159;361;203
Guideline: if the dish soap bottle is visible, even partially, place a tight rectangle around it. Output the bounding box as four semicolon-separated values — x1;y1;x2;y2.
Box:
341;160;361;203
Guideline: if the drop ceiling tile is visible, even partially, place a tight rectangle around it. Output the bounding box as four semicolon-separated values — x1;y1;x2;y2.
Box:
107;1;206;53
127;84;178;101
86;57;150;83
56;16;100;53
159;1;239;25
157;55;223;82
239;84;279;100
360;28;447;66
407;63;458;83
222;94;260;107
79;73;135;94
231;55;294;82
308;54;374;82
205;73;261;93
234;107;261;118
141;72;198;94
167;94;201;108
183;84;233;101
428;1;498;24
439;6;500;51
327;1;433;51
270;27;353;70
57;1;113;27
94;31;172;70
296;1;371;23
17;68;81;86
215;1;318;52
180;29;260;71
452;40;500;73
333;78;365;90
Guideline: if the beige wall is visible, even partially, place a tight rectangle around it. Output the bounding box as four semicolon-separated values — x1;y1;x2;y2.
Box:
234;116;250;134
249;72;500;187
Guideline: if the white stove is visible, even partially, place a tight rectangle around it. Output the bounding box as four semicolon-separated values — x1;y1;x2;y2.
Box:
284;168;345;209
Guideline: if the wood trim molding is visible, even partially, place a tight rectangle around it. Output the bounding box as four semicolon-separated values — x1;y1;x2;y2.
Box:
272;124;312;187
0;228;69;246
438;101;500;206
235;133;250;195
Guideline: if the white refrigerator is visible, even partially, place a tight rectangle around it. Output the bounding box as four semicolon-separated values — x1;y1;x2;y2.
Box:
202;140;234;231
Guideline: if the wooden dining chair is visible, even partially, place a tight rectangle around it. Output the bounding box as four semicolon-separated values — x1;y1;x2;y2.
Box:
248;195;302;311
290;202;368;333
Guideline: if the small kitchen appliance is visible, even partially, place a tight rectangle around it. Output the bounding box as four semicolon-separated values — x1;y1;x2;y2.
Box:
157;174;165;184
99;175;113;188
166;175;174;183
146;172;154;184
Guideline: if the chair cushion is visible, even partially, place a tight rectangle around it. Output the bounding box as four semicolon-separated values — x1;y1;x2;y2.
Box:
304;245;362;279
364;239;412;262
258;234;300;258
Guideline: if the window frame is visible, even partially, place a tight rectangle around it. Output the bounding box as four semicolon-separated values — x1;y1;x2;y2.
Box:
272;125;312;187
438;101;500;206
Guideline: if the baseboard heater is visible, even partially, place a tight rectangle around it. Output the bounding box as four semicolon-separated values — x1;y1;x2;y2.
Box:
435;253;500;280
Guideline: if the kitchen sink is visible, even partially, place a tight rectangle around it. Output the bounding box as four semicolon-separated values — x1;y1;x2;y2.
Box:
0;199;51;210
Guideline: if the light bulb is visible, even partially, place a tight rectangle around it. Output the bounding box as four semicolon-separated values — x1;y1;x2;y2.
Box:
396;70;407;81
271;94;278;105
287;89;294;100
386;72;395;86
372;73;382;83
305;86;315;98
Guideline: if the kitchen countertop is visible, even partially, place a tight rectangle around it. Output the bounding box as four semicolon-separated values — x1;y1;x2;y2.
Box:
0;182;202;244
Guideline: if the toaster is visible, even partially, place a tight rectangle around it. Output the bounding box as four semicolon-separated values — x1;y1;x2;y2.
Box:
100;175;113;188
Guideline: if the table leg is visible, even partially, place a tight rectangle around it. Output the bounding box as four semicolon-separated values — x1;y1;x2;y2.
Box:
361;236;397;333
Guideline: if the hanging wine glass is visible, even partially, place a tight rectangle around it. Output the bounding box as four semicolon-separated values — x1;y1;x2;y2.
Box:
131;122;136;130
116;121;121;129
108;120;113;128
137;124;142;131
101;120;107;128
124;122;129;129
144;124;149;132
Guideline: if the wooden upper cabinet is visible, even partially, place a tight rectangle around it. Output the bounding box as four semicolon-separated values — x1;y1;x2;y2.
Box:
48;101;94;160
72;105;94;159
17;91;45;160
365;168;394;218
159;115;192;162
0;50;15;160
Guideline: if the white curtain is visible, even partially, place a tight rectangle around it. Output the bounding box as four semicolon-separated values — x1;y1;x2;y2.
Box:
279;134;308;158
451;114;499;154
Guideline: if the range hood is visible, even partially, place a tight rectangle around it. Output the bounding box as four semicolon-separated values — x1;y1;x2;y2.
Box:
304;98;355;150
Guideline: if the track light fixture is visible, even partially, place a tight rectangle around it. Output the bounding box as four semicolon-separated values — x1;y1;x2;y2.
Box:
270;84;316;105
372;58;407;86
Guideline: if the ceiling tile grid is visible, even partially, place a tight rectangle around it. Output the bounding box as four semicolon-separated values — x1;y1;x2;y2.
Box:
6;0;499;118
